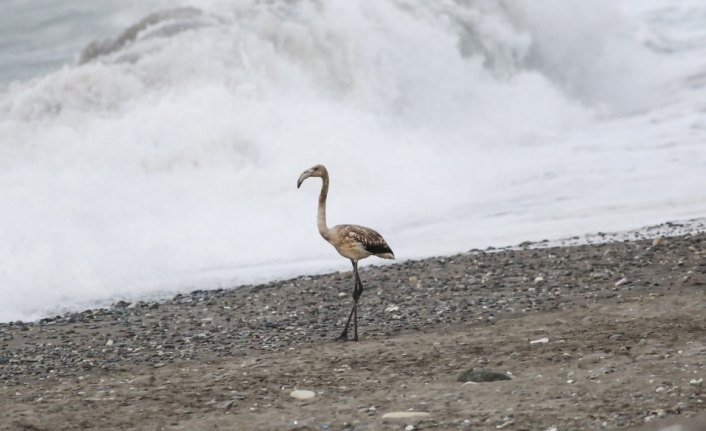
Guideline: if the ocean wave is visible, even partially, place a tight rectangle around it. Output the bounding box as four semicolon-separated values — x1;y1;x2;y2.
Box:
0;0;703;321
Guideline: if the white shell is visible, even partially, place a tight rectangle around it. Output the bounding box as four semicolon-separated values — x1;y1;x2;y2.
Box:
289;390;316;400
530;337;549;344
382;412;430;419
614;277;629;287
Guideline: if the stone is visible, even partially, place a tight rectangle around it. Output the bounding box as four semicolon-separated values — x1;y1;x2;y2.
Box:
289;389;316;400
382;412;430;419
130;375;155;386
457;369;511;382
217;400;236;410
497;419;515;429
615;277;629;287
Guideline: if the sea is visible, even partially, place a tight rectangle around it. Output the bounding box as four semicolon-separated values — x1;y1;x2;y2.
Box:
0;0;705;322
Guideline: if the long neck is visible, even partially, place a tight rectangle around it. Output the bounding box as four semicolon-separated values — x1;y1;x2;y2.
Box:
317;171;330;238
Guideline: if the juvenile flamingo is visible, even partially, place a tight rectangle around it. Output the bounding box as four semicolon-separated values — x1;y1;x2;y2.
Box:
297;164;394;341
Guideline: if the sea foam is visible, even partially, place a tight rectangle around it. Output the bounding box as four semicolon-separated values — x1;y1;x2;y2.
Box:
0;0;704;321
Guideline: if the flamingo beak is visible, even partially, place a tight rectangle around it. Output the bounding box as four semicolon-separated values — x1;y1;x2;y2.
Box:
297;170;312;189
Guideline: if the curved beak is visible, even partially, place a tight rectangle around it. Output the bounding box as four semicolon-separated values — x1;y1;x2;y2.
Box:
297;170;312;189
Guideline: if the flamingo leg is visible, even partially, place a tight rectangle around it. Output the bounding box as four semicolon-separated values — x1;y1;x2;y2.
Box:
338;303;356;341
337;260;364;341
352;263;364;341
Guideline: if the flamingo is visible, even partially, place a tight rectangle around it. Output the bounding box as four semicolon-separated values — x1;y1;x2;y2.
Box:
297;164;394;341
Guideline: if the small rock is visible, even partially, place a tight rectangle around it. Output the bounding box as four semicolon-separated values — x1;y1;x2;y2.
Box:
405;425;415;431
497;419;515;429
290;390;316;400
530;337;549;344
615;277;629;287
534;276;544;284
381;412;430;419
130;375;155;386
217;400;236;410
457;369;511;382
645;409;667;422
690;378;703;386
385;305;400;313
106;339;114;346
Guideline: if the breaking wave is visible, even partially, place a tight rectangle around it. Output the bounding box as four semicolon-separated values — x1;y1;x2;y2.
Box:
0;0;703;321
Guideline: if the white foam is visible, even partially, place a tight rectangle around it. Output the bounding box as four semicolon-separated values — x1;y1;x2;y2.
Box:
0;0;705;321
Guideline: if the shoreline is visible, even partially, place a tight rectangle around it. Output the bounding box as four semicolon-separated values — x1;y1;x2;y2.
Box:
0;223;705;430
6;217;706;326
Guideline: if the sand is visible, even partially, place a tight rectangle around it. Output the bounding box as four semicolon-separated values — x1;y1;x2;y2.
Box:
1;223;705;430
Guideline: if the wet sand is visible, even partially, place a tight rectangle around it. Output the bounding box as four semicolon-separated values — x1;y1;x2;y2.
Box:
1;222;705;430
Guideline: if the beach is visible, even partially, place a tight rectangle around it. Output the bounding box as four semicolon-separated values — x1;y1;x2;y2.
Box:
2;1;706;429
1;223;704;430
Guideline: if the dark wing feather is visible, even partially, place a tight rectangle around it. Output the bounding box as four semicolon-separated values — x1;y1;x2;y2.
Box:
363;239;393;255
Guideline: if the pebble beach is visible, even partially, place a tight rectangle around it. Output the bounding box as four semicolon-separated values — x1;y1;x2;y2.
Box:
1;220;705;430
